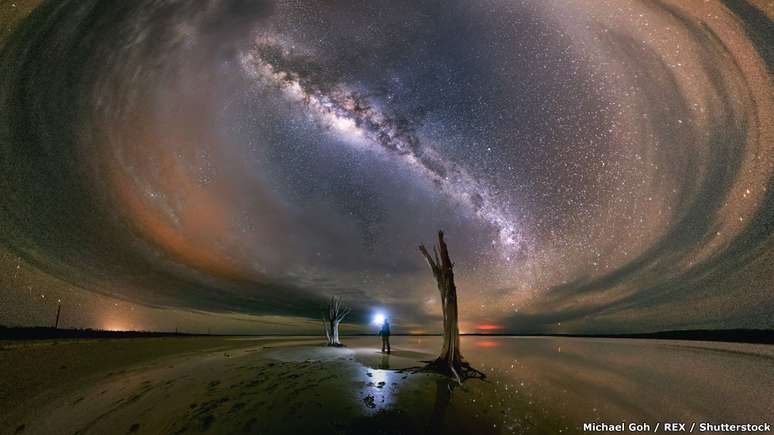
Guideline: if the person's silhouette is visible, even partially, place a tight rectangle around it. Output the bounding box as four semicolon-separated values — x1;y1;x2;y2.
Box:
379;319;391;353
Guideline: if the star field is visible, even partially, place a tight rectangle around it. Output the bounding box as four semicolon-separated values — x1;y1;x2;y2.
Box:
0;0;772;334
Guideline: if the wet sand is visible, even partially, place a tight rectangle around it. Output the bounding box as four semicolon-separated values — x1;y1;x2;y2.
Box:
1;336;772;434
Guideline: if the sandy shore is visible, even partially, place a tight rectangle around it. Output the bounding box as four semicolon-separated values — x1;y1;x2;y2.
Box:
0;337;561;435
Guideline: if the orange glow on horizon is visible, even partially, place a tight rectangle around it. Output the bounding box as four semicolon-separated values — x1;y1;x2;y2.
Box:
103;323;129;332
476;324;502;331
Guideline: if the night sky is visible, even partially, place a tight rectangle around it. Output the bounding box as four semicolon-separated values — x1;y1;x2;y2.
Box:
1;0;772;335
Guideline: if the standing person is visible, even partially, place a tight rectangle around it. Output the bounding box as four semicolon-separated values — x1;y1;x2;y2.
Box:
379;318;391;353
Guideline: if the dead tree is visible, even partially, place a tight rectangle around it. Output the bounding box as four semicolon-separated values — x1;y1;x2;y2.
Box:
419;231;484;383
323;296;350;347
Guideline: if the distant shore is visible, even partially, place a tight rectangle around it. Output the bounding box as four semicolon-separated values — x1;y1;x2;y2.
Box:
0;326;206;341
462;329;774;344
2;325;772;344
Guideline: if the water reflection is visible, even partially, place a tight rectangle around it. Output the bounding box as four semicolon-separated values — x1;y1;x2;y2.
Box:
360;354;397;412
345;336;774;432
430;377;453;430
379;352;390;369
476;340;500;347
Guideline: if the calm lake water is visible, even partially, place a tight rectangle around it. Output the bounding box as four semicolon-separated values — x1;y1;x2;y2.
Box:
345;335;774;431
8;335;772;434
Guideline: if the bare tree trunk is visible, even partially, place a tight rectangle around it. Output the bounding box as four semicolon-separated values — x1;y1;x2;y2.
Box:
419;231;484;383
323;296;350;347
330;319;340;344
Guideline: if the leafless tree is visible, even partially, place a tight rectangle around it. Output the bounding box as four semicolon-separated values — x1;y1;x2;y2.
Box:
419;231;485;383
323;296;350;347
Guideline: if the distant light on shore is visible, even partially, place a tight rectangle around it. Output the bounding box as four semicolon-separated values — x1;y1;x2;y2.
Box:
103;322;131;332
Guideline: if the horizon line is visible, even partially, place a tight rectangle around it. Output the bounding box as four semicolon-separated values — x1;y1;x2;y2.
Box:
1;325;772;345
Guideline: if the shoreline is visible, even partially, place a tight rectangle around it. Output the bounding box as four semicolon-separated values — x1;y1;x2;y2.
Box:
2;326;772;345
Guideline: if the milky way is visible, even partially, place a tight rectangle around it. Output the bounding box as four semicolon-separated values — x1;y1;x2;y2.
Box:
0;0;772;334
240;40;522;254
